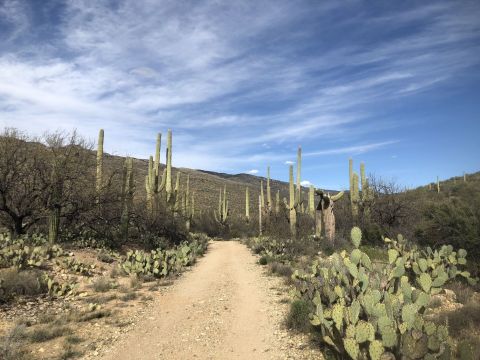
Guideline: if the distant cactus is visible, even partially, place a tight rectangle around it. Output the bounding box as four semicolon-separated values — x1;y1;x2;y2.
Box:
266;166;272;213
165;129;173;202
96;129;104;201
245;187;250;222
258;195;262;236
214;185;229;225
308;185;315;217
437;176;440;193
121;157;134;241
315;190;344;241
289;165;297;236
275;190;280;214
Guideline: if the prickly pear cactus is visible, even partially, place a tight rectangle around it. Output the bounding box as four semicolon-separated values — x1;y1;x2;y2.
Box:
292;227;476;359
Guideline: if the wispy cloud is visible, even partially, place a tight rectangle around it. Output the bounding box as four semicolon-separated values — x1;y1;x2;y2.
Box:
0;0;478;185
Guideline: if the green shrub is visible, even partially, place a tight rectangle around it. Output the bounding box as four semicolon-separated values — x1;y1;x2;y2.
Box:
286;299;312;332
91;277;112;293
258;256;268;265
0;269;48;303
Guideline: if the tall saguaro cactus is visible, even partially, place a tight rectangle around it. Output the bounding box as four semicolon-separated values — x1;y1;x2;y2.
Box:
146;133;166;212
214;185;229;225
258;195;262;236
289;165;297;236
96;129;104;200
260;180;265;210
437;176;440;193
309;185;315;217
121;157;134;241
275;190;280;215
245;187;250;221
296;146;302;205
315;190;344;242
165;129;173;202
351;172;360;219
266;166;272;212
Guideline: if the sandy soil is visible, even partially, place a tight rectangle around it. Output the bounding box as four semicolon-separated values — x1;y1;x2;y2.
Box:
95;241;322;360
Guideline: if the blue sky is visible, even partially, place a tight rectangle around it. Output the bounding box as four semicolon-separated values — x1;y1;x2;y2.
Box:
0;0;479;190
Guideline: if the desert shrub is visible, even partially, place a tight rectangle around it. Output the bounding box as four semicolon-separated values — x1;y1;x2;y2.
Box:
0;269;47;303
0;324;29;360
446;280;475;304
434;300;480;335
456;336;480;360
286;299;312;332
91;277;112;293
270;261;293;278
28;325;72;343
258;255;268;265
415;198;480;260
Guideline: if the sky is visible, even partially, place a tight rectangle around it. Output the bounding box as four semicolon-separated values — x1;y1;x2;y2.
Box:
0;0;479;190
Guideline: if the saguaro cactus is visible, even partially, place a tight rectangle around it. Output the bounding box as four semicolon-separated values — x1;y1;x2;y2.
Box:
315;190;344;242
275;190;280;215
258;195;262;236
266;166;272;212
214;185;229;225
464;172;467;182
121;157;134;241
437;176;440;193
146;133;167;212
245;187;250;222
166;129;173;202
48;161;62;243
296;146;302;204
289;165;297;236
351;172;360;219
96;129;104;200
309;185;315;217
260;180;265;211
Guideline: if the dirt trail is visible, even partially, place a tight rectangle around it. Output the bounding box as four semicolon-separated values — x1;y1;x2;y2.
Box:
97;241;315;360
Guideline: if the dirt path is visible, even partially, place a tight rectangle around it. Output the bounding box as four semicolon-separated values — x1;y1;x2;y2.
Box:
96;241;321;360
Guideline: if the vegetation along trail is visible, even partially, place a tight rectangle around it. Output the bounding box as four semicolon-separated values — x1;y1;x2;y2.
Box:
97;241;312;360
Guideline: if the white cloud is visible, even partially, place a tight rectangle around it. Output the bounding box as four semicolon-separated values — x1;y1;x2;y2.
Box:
301;180;313;186
247;169;259;174
285;160;294;165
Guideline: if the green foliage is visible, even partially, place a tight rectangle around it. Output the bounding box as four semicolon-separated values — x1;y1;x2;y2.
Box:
287;299;312;332
43;274;76;297
0;233;64;269
58;257;95;276
292;227;478;359
121;236;208;277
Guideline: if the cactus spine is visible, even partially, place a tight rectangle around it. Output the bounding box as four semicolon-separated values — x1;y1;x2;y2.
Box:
214;185;229;225
96;129;104;201
245;187;250;221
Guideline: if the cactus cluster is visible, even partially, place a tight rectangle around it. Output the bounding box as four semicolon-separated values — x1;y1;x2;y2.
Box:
58;257;95;276
0;233;64;269
122;238;208;277
292;227;478;359
44;274;77;297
